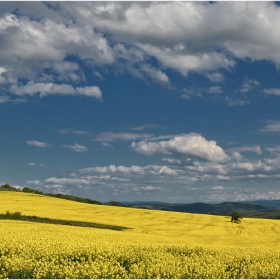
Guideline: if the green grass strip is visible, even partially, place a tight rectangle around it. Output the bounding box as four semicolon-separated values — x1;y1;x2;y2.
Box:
0;211;131;231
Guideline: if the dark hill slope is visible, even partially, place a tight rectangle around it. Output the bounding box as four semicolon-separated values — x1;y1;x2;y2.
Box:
123;201;280;217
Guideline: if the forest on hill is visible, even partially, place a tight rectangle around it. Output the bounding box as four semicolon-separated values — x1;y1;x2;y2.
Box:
0;183;108;206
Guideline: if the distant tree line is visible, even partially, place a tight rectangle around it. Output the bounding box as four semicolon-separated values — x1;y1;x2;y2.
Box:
0;183;20;191
0;183;125;207
0;210;130;231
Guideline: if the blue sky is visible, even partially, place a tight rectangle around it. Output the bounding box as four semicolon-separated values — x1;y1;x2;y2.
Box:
1;1;280;203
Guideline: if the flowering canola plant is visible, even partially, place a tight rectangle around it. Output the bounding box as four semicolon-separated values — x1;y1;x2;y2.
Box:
1;220;280;279
1;192;280;278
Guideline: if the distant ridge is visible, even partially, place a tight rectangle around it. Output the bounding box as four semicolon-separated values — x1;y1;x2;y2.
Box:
121;200;280;218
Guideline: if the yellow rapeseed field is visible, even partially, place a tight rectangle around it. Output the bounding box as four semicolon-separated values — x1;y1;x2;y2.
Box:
1;191;280;278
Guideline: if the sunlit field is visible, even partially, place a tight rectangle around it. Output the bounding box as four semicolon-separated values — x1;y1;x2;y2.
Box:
1;191;280;278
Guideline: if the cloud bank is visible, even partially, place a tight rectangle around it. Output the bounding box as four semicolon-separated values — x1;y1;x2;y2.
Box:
1;2;280;103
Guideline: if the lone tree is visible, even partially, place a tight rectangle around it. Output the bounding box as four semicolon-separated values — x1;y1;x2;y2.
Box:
231;211;242;223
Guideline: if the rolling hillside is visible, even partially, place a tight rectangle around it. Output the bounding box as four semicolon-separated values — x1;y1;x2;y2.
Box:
2;191;280;278
1;191;280;248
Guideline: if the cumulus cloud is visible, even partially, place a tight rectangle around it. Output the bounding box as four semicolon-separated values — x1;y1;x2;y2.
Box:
260;120;280;133
58;2;280;72
132;133;229;163
27;140;51;148
1;1;280;96
0;12;114;75
40;147;280;202
63;143;87;152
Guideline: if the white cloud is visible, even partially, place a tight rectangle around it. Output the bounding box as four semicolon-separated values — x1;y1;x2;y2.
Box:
76;86;102;99
207;86;223;94
263;88;280;96
12;82;75;96
58;2;280;74
181;88;202;99
27;180;42;185
240;77;259;93
0;95;26;104
59;129;90;135
140;64;169;84
265;146;280;154
231;151;243;162
0;12;114;80
138;186;163;191
2;2;280;95
132;133;229;163
45;177;90;185
1;1;280;97
139;44;235;77
0;96;10;103
260;120;280;133
94;132;153;142
27;140;51;148
80;165;145;175
181;86;222;99
48;61;81;83
211;185;224;191
0;67;8;84
11;82;102;99
40;149;280;202
229;146;262;155
206;72;224;83
225;96;250;107
63;143;87;152
27;162;46;167
101;142;113;148
71;130;90;135
130;124;165;131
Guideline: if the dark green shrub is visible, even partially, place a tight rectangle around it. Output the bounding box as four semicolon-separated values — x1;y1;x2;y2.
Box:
231;211;242;223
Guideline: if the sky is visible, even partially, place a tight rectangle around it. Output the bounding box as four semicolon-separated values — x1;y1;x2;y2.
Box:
1;1;280;203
